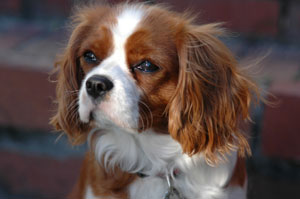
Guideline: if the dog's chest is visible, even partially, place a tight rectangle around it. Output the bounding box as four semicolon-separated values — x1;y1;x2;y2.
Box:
89;129;242;199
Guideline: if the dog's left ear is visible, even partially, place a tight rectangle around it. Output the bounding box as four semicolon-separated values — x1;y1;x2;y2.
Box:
168;23;257;164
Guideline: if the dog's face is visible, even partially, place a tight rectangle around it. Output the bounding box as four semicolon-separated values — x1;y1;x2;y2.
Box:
51;4;255;163
77;5;179;133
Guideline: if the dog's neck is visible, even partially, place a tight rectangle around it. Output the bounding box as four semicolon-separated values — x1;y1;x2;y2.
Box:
85;127;245;199
90;128;182;176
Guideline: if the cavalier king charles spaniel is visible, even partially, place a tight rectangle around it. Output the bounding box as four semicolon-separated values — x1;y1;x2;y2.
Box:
51;2;258;199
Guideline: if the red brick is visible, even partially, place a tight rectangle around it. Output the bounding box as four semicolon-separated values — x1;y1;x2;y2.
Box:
0;66;55;130
0;150;82;198
261;82;300;159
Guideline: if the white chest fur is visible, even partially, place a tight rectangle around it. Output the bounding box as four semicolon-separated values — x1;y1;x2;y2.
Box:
88;128;246;199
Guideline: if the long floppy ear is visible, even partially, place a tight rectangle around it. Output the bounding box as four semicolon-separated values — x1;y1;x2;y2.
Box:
168;23;257;164
50;16;92;145
50;4;114;144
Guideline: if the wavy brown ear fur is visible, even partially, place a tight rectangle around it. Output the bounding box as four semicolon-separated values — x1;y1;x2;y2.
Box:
168;23;258;164
50;3;120;144
50;12;93;145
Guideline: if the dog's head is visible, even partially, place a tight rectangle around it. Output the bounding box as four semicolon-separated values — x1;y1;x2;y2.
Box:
51;3;257;163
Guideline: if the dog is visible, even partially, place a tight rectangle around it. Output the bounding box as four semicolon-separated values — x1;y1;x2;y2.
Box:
51;2;258;199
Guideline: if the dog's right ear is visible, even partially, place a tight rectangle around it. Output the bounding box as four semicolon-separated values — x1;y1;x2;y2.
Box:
50;11;93;145
50;4;114;144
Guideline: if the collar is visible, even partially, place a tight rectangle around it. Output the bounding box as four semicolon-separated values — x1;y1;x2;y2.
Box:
136;168;185;199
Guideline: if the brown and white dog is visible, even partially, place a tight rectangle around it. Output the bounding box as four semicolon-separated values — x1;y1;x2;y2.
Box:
51;2;258;199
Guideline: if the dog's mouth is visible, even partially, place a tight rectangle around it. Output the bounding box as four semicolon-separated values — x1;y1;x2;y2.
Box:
82;106;137;132
89;111;94;122
79;87;140;132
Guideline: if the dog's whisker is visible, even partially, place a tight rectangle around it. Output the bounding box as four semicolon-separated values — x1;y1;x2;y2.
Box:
139;107;147;131
63;90;79;98
69;108;79;122
65;99;78;111
65;89;79;93
66;100;79;122
139;100;153;129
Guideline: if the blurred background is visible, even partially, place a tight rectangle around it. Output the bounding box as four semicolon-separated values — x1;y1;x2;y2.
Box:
0;0;299;198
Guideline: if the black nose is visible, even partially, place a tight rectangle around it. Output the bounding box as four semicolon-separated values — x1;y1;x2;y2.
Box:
85;75;113;99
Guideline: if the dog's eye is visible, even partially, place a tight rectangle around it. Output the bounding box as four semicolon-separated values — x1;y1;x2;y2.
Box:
134;60;160;73
83;51;98;64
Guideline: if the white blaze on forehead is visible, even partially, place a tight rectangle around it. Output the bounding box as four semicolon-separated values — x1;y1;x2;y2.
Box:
111;6;144;68
115;6;144;38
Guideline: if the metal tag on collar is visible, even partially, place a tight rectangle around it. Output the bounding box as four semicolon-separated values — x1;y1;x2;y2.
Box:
163;174;184;199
